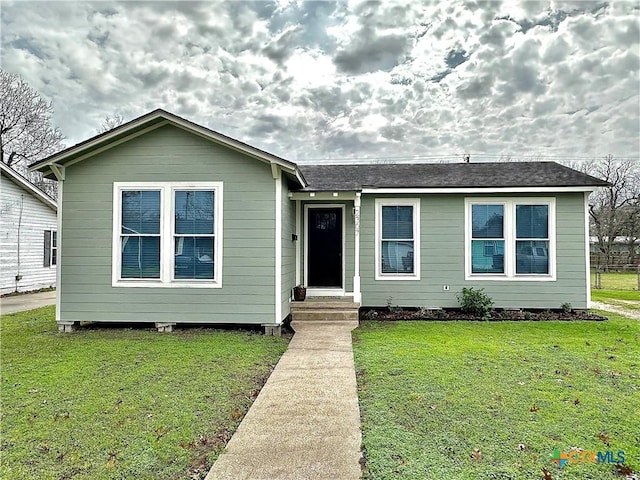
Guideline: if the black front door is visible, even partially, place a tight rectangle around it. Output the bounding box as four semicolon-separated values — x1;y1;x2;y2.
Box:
308;207;342;288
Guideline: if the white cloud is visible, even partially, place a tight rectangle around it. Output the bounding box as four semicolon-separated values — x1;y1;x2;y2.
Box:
1;0;638;163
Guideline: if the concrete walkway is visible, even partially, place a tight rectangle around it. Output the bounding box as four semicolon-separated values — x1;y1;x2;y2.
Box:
0;290;56;315
205;321;362;480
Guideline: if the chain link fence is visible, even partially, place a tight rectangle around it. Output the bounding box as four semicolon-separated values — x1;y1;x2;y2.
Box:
591;265;640;291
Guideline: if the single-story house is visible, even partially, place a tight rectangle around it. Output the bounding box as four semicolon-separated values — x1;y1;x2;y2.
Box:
1;162;57;295
31;109;608;333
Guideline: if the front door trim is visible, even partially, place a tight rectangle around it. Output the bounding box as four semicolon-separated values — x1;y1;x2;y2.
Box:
304;204;346;296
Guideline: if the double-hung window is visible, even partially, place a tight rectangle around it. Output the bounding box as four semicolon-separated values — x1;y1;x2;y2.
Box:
375;198;420;280
113;182;223;288
465;198;555;280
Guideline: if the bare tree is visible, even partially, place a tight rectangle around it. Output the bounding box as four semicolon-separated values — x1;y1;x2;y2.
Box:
97;113;125;134
581;155;640;266
0;70;64;197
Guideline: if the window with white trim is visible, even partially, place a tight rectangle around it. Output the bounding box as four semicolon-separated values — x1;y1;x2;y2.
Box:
44;230;57;267
375;198;420;280
465;198;555;280
113;182;223;288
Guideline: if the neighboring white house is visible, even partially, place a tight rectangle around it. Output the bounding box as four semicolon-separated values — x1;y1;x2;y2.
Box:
1;162;57;294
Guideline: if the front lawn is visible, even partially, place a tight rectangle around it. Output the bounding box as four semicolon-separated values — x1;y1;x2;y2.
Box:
353;315;639;479
0;307;289;480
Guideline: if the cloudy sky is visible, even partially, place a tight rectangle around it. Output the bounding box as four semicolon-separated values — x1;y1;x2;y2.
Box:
2;0;639;163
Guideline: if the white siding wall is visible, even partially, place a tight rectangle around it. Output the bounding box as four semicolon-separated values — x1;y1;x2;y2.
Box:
1;174;57;294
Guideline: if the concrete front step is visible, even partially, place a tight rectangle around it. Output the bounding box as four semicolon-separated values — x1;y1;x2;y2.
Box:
292;309;359;322
291;298;360;323
292;301;360;310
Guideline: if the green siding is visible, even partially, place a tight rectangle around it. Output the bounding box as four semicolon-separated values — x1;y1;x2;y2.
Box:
360;193;589;309
60;125;277;324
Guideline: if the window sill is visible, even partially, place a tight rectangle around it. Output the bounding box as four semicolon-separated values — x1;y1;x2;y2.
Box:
375;275;421;281
113;280;222;288
465;274;556;282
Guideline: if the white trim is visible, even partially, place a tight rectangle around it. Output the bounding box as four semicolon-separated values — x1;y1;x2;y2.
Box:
464;197;556;281
289;191;357;201
274;167;282;324
31;110;303;185
62;123;168;170
375;198;421;281
49;164;65;181
303;204;346;289
353;193;362;303
49;230;58;267
584;192;591;308
362;186;596;194
0;162;57;211
55;180;63;322
112;182;223;288
307;287;346;297
295;200;301;286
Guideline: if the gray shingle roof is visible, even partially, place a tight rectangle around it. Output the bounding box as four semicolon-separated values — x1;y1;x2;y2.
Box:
296;161;609;191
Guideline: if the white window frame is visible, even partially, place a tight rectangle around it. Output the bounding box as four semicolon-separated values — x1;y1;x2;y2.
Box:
464;197;556;281
44;229;57;268
50;230;57;266
375;198;420;281
112;182;223;288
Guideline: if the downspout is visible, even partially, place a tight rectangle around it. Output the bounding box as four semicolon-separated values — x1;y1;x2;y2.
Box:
15;194;24;292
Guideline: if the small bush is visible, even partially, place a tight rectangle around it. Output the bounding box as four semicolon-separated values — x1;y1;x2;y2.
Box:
385;296;403;314
456;287;494;318
560;302;573;314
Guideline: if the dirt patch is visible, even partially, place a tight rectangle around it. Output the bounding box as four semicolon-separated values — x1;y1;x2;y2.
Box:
590;301;640;320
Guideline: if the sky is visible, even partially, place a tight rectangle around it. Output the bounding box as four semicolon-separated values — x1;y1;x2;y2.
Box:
2;0;639;164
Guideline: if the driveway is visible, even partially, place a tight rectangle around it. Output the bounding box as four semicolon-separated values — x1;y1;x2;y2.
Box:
591;300;640;320
0;291;56;315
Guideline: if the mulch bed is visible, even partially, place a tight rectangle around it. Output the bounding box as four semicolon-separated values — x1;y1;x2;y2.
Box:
360;307;608;321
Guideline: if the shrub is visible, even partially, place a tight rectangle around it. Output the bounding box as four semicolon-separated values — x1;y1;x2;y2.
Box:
560;302;573;314
456;287;494;318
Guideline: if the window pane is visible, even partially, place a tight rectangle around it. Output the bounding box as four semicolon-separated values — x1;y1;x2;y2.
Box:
382;206;413;239
516;240;549;274
51;249;57;266
121;236;160;278
472;204;503;238
52;231;57;247
381;240;414;274
174;236;215;279
175;190;215;234
516;205;548;238
122;191;160;234
471;240;505;273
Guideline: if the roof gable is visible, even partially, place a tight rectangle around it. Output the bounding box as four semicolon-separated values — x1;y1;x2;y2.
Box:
0;162;57;211
30;109;306;187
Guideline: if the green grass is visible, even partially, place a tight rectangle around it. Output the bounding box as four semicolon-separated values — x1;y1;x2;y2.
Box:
591;271;639;291
1;307;289;480
353;316;640;479
592;289;640;303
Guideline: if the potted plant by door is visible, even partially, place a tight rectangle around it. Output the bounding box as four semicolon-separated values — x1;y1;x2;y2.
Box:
293;284;306;301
